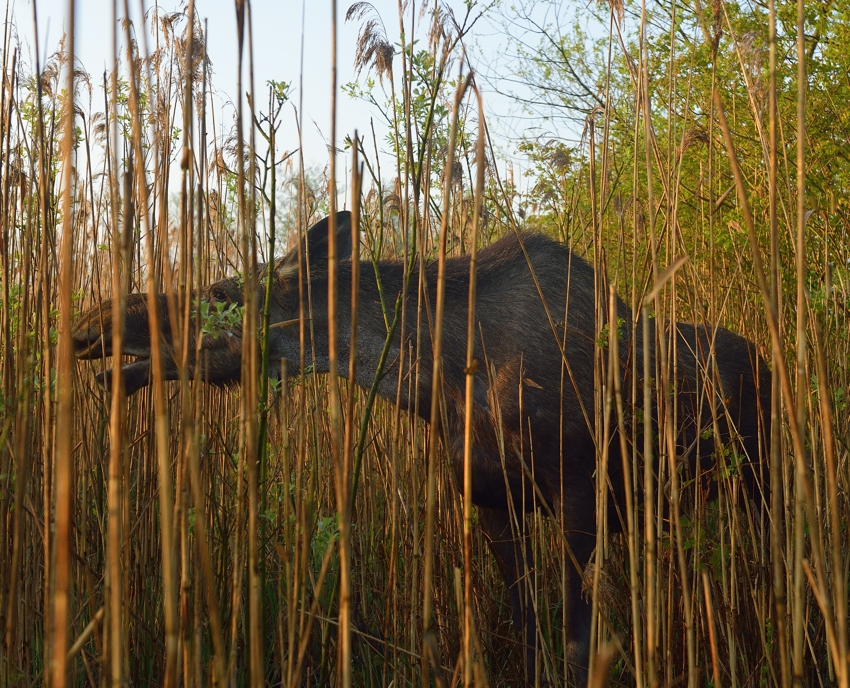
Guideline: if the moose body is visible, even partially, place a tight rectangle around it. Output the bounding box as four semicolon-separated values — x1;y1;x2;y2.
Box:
73;212;770;684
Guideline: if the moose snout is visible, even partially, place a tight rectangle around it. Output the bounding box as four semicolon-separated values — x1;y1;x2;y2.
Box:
72;328;110;360
91;358;153;396
94;367;111;388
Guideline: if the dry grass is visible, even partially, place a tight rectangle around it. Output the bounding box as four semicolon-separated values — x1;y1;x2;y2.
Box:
0;0;849;687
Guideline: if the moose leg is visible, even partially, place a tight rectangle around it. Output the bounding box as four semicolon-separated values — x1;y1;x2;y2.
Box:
477;506;539;684
562;529;593;686
479;505;593;686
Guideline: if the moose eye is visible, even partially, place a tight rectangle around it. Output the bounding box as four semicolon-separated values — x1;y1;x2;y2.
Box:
211;288;228;302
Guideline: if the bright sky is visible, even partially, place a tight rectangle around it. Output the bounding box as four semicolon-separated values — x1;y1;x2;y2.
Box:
12;0;512;173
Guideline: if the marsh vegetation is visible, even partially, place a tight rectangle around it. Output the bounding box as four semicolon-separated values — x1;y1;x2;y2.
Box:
0;0;849;686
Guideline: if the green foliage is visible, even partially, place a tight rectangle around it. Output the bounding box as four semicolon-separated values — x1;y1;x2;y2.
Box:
346;45;466;192
595;316;626;348
195;299;244;340
494;0;850;310
267;79;292;106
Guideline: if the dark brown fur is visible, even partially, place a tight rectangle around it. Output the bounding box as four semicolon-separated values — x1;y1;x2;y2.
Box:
74;213;770;684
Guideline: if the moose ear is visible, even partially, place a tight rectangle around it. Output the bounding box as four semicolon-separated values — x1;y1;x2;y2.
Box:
276;212;353;279
304;211;353;265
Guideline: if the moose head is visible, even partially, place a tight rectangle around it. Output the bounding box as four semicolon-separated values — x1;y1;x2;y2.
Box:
73;212;353;394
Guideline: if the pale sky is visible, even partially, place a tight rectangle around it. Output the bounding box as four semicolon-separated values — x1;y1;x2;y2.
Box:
7;0;607;224
13;0;502;172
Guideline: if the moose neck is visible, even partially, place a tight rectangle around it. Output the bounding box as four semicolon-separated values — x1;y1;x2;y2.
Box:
325;256;456;420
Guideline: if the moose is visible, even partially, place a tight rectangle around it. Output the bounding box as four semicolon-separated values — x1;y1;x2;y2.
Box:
73;211;770;684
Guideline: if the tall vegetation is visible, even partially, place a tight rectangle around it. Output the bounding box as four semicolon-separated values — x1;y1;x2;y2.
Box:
489;0;850;685
0;0;846;686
